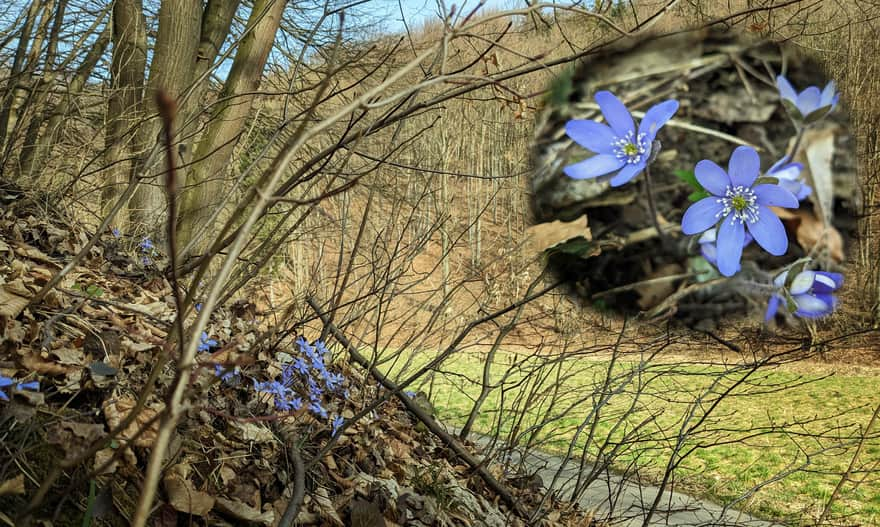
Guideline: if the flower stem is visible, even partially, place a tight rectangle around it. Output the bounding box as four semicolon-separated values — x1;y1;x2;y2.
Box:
643;166;668;244
786;122;808;160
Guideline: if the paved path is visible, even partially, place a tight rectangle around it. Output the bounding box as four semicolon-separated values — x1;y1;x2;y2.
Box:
462;431;782;526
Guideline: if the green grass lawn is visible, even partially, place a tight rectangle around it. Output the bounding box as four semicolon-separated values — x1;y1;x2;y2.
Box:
379;349;880;525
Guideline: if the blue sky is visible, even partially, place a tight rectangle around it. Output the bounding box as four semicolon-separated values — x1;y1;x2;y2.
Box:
373;0;520;34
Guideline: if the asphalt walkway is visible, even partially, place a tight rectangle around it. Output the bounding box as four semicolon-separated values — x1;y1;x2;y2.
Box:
463;431;782;526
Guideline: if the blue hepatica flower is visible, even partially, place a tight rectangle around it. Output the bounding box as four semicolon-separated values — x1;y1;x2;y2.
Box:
197;332;218;352
309;401;328;419
776;75;839;121
139;237;154;252
292;357;310;376
681;146;799;277
765;269;843;320
699;228;753;272
564;91;679;186
331;415;344;436
1;375;39;402
213;365;239;384
768;156;811;201
111;227;121;238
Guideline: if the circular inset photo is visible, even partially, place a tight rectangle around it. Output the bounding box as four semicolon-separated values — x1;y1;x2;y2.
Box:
530;30;857;328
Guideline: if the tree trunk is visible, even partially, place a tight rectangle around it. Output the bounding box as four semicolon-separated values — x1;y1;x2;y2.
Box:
0;0;49;155
178;0;286;254
129;0;202;237
103;0;148;224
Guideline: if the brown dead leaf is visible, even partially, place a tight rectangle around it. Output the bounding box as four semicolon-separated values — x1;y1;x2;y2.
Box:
46;421;105;461
94;448;119;475
524;215;592;254
102;396;164;448
636;263;685;310
0;474;25;496
21;353;69;375
0;287;29;318
214;496;275;526
163;464;215;516
314;487;345;527
795;125;837;225
771;207;845;262
229;420;275;444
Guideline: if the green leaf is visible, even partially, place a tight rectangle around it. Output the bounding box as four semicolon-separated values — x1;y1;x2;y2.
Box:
84;284;104;298
674;169;709;202
688;190;710;202
549;236;599;258
673;169;700;189
689;256;718;283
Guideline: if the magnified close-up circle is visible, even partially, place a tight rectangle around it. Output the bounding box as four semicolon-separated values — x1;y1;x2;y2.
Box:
530;30;858;329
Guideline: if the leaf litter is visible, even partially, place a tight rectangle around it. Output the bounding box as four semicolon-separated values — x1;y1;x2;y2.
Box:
0;179;593;525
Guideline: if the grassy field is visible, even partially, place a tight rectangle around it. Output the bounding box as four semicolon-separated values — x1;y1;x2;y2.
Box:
381;349;880;525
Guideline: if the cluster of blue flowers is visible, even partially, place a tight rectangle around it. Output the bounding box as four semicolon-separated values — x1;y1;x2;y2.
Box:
138;237;155;266
197;333;347;434
563;74;843;320
0;375;39;402
252;337;347;434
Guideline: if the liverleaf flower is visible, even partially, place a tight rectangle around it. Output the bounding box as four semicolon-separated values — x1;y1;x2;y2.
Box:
1;375;39;402
698;229;753;273
765;269;843;320
768;156;811;201
776;75;839;122
564;91;679;186
197;332;218;353
331;415;344;436
681;146;799;277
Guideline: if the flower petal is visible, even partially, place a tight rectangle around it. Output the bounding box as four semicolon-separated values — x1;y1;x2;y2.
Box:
694;159;731;196
793;294;832;317
820;81;837;107
776;75;798;102
681;197;724;235
765;295;781;321
754;184;799;208
813;272;843;293
716;217;745;277
594;91;635;137
727;146;760;188
563;155;624;180
746;205;788;256
609;162;644;187
789;271;816;295
796;86;821;115
565;119;617;154
638;99;679;140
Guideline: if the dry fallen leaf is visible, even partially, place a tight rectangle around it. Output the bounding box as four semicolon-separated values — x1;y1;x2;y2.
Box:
795;125;837;225
524;215;592;254
637;263;685;310
0;287;29;318
46;421;105;461
0;474;25;496
102;396;164;448
771;207;845;262
214;496;275;526
163;463;215;516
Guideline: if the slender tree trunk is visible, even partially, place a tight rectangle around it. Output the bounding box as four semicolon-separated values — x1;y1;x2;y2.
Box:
103;0;148;224
0;0;46;154
18;0;71;179
129;0;202;237
178;0;286;253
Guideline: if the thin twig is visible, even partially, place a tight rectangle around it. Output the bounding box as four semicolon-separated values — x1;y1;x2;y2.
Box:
277;437;306;527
